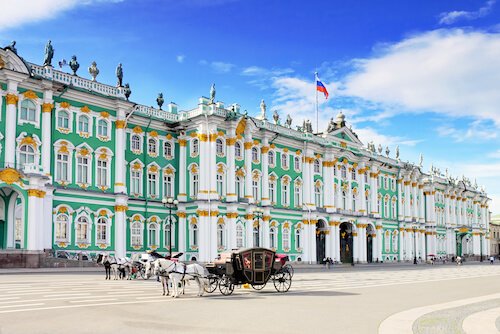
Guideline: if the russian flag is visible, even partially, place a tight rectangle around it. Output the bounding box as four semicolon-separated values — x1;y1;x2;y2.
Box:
316;77;329;99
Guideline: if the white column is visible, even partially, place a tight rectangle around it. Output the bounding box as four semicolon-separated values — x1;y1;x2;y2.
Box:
261;139;270;206
324;153;334;211
404;180;411;221
335;223;341;262
262;217;270;248
178;212;187;260
329;221;336;260
309;220;317;263
370;168;378;215
420;229;426;260
376;225;382;262
178;138;187;201
246;213;254;247
334;177;341;209
359;164;366;214
114;108;126;194
411;183;418;219
208;133;217;200
41;91;53;176
346;165;352;211
419;186;425;223
26;190;41;250
43;188;54;249
114;195;128;258
244;137;253;203
397;179;404;220
359;225;367;262
225;132;236;202
399;227;404;261
4;88;18;167
353;229;359;263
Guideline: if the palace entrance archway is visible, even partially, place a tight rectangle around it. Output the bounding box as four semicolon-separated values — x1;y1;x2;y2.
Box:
316;220;327;264
0;186;25;250
340;222;353;263
366;224;375;263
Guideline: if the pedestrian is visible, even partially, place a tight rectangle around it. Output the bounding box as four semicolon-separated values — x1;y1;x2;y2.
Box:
490;256;494;264
326;257;331;269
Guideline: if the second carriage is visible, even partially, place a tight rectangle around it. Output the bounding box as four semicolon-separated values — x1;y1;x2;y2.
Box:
205;247;293;295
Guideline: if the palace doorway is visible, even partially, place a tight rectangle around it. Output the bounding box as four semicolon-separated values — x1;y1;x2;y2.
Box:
340;222;353;263
316;220;327;264
366;224;374;263
0;186;25;250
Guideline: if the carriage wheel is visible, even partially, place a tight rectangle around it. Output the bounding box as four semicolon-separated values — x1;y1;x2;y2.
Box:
205;277;219;293
251;283;266;290
218;276;234;296
273;268;292;293
283;264;294;278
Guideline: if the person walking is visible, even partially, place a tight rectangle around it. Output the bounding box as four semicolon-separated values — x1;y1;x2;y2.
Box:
490;256;494;264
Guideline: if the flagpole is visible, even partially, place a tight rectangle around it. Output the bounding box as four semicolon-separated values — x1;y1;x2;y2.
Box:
315;72;319;134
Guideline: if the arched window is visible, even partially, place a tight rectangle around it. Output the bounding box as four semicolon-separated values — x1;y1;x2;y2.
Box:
294;156;301;171
96;217;108;244
352;191;357;211
342;190;347;210
163;174;174;198
56;152;69;182
235;141;242;158
216;138;224;155
314;159;320;173
281;177;290;206
268;151;275;166
295;227;302;250
391;197;397;219
281;153;288;169
217;224;225;249
392;230;398;252
131;222;142;246
384;230;391;253
351;168;357;180
96;159;108;187
269;227;276;249
164;222;175;248
251;147;259;162
58;110;69;129
164;141;172;157
148;138;157;155
236;176;244;199
148;223;159;247
78;115;89;133
130;167;142;195
253;226;260;247
365;190;370;213
384;195;390;218
192;223;198;246
217;172;224;197
148;169;158;198
190;166;199;198
19;145;35;165
315;183;322;207
252;179;259;201
269;179;276;204
236;224;244;248
191;138;199;156
364;172;368;183
378;194;382;214
76;216;89;243
341;166;347;179
20;100;36;122
55;214;69;241
97;119;108;137
294;183;302;207
76;155;89;184
282;227;290;250
131;135;141;151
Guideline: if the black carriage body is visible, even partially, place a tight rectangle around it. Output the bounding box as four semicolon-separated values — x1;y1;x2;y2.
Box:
207;248;277;285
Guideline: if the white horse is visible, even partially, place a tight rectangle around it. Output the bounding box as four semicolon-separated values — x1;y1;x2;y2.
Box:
153;259;207;298
98;254;132;280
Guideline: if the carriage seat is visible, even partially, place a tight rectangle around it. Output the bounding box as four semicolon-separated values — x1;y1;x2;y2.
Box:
213;252;232;265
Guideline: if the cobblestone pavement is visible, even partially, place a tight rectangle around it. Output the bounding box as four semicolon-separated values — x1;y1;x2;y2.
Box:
0;264;499;333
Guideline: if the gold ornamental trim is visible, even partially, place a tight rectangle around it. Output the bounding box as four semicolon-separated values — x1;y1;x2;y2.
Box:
340;141;347;148
0;168;22;185
263;215;271;221
198;134;208;142
100;111;110;118
42;103;54;113
245;214;254;220
403;181;411;186
114;205;128;212
261;146;269;154
23;90;38;99
177;212;187;218
178;139;187;147
115;120;126;129
133;126;143;134
210;133;218;142
244;142;253;149
60;101;71;109
80;106;91;113
424;191;431;195
20;136;37;148
418;185;424;189
375;225;383;230
351;232;358;236
226;138;236;146
411;182;417;187
226;212;238;219
5;94;18;105
329;221;340;226
27;189;38;197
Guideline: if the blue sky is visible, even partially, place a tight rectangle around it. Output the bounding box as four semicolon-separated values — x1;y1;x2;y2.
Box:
2;0;500;213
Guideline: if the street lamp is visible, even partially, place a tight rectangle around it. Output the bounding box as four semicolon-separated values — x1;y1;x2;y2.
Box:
413;227;417;265
162;196;178;259
253;207;264;247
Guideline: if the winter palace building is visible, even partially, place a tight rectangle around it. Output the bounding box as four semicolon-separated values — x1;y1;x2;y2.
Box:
0;44;492;265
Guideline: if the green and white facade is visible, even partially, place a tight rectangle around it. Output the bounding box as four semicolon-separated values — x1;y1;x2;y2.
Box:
0;46;492;263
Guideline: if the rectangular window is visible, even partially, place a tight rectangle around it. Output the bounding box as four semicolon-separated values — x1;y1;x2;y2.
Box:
56;154;69;182
252;180;259;201
148;173;157;197
294;186;302;207
164;175;173;198
282;183;289;206
192;174;199;198
131;170;141;194
77;156;89;184
269;182;275;203
96;160;107;187
217;174;224;197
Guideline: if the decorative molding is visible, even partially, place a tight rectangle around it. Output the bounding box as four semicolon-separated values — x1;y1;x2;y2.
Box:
42;103;54;113
0;168;22;185
5;94;18;105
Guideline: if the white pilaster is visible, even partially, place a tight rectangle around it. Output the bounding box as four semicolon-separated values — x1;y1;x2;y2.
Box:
225;130;236;202
41;90;53;176
4;85;18;167
178;138;187;201
261;138;270;206
244;135;253;203
114;196;128;258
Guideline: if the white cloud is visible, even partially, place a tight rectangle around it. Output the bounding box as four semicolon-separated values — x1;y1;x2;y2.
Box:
210;61;235;73
439;0;495;25
241;66;294;77
436;120;498;142
176;55;185;63
488;150;500;159
0;0;123;31
344;29;500;127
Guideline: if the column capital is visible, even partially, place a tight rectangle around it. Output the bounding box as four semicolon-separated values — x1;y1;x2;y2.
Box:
5;93;18;105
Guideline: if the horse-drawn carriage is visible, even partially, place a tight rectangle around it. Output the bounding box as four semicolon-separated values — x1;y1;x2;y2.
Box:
205;247;293;295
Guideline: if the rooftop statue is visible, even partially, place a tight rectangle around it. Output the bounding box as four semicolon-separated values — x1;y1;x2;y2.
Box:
157;93;164;110
259;99;266;119
285;114;292;128
123;83;131;101
69;55;79;75
209;83;216;104
43;40;54;67
6;41;17;54
273;110;280;124
116;63;123;87
88;61;99;81
419;153;423;168
385;146;390;157
305;119;313;133
326;117;335;133
225;105;239;121
377;144;383;154
395;145;400;160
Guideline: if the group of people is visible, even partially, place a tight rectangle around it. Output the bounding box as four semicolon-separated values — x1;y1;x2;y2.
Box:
323;257;334;269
